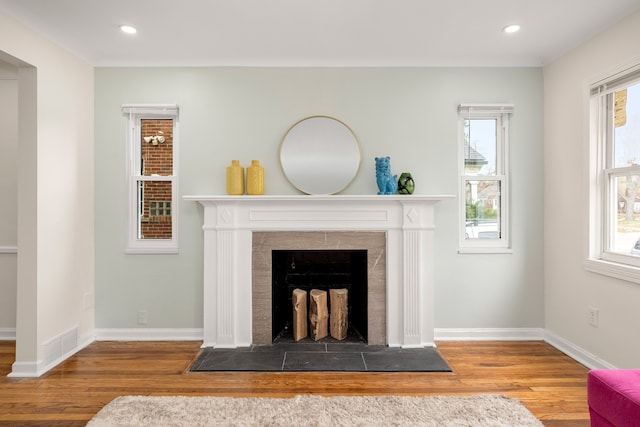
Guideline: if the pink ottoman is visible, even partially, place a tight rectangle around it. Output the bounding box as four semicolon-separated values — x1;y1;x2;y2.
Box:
587;369;640;426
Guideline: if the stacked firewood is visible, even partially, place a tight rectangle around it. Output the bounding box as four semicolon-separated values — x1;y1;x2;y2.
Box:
292;288;348;341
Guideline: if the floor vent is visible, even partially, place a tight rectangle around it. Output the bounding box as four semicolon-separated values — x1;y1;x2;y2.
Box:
43;326;79;366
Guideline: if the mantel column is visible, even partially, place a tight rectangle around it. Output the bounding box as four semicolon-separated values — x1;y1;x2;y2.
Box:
202;202;237;348
400;200;436;347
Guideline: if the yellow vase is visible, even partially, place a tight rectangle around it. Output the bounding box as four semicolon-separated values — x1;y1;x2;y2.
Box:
246;160;264;195
226;160;244;195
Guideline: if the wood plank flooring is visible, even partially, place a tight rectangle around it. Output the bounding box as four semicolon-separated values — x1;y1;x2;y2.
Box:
0;340;590;426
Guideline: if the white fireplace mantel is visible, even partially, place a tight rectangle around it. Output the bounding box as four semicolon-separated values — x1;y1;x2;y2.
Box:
184;194;453;348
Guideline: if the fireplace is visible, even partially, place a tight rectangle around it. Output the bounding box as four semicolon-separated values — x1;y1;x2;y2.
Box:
271;249;368;342
184;194;451;348
252;231;386;345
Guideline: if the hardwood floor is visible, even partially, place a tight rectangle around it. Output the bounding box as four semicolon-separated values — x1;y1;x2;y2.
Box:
0;340;590;426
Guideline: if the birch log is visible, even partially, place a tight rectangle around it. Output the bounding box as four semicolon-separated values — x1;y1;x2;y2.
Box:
292;288;308;341
309;289;328;341
330;288;348;340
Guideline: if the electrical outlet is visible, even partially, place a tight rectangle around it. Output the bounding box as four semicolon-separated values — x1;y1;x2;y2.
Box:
588;306;599;327
137;310;148;325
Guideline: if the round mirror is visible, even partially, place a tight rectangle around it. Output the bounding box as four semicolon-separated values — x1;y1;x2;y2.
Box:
280;116;361;195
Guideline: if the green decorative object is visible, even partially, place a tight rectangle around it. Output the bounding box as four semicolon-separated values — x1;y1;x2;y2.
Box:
398;172;415;194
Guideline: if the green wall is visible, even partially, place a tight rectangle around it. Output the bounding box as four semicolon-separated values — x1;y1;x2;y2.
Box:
94;67;543;331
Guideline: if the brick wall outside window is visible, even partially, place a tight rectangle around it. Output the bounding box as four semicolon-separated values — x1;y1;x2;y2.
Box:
140;119;173;239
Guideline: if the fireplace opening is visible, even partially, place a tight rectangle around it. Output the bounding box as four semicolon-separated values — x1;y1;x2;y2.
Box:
271;249;368;343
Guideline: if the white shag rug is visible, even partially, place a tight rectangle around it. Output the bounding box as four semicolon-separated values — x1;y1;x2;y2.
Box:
86;394;544;427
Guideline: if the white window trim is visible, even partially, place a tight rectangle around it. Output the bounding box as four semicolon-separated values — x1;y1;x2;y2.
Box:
586;61;640;283
122;104;179;254
457;104;513;254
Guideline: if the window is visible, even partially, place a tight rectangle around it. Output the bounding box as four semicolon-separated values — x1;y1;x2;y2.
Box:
122;104;179;253
149;201;171;217
457;104;513;253
587;64;640;281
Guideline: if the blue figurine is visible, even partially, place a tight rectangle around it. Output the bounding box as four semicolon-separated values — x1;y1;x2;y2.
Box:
375;156;398;195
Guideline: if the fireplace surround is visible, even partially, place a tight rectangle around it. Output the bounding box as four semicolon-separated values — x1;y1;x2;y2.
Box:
184;195;451;348
255;233;383;345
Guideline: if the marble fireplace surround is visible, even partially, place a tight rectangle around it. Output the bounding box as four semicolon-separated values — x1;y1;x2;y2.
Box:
184;195;450;349
253;231;386;345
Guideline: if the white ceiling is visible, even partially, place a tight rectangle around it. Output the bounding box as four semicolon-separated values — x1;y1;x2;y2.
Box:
1;0;639;67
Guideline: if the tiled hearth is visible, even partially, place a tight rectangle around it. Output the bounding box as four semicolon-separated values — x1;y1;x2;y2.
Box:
190;342;451;372
184;195;450;349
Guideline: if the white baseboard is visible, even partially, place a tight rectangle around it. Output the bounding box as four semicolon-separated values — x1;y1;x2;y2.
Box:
5;327;616;377
0;328;16;340
7;360;39;378
435;327;545;341
6;327;206;377
8;327;95;378
435;327;617;369
543;330;617;370
94;328;203;341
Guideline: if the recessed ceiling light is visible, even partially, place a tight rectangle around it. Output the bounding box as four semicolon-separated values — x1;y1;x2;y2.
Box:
119;25;137;34
503;24;521;34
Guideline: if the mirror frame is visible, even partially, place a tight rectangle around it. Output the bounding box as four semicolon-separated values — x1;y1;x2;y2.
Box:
279;116;362;195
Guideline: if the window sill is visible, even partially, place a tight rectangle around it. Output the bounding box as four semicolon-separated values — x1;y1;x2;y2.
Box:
125;247;179;255
458;247;513;254
584;258;640;284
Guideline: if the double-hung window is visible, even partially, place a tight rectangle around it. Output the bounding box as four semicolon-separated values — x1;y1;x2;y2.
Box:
587;64;640;281
122;104;179;253
458;104;513;253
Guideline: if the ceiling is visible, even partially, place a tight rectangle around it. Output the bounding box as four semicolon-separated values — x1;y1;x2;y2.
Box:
0;0;639;67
